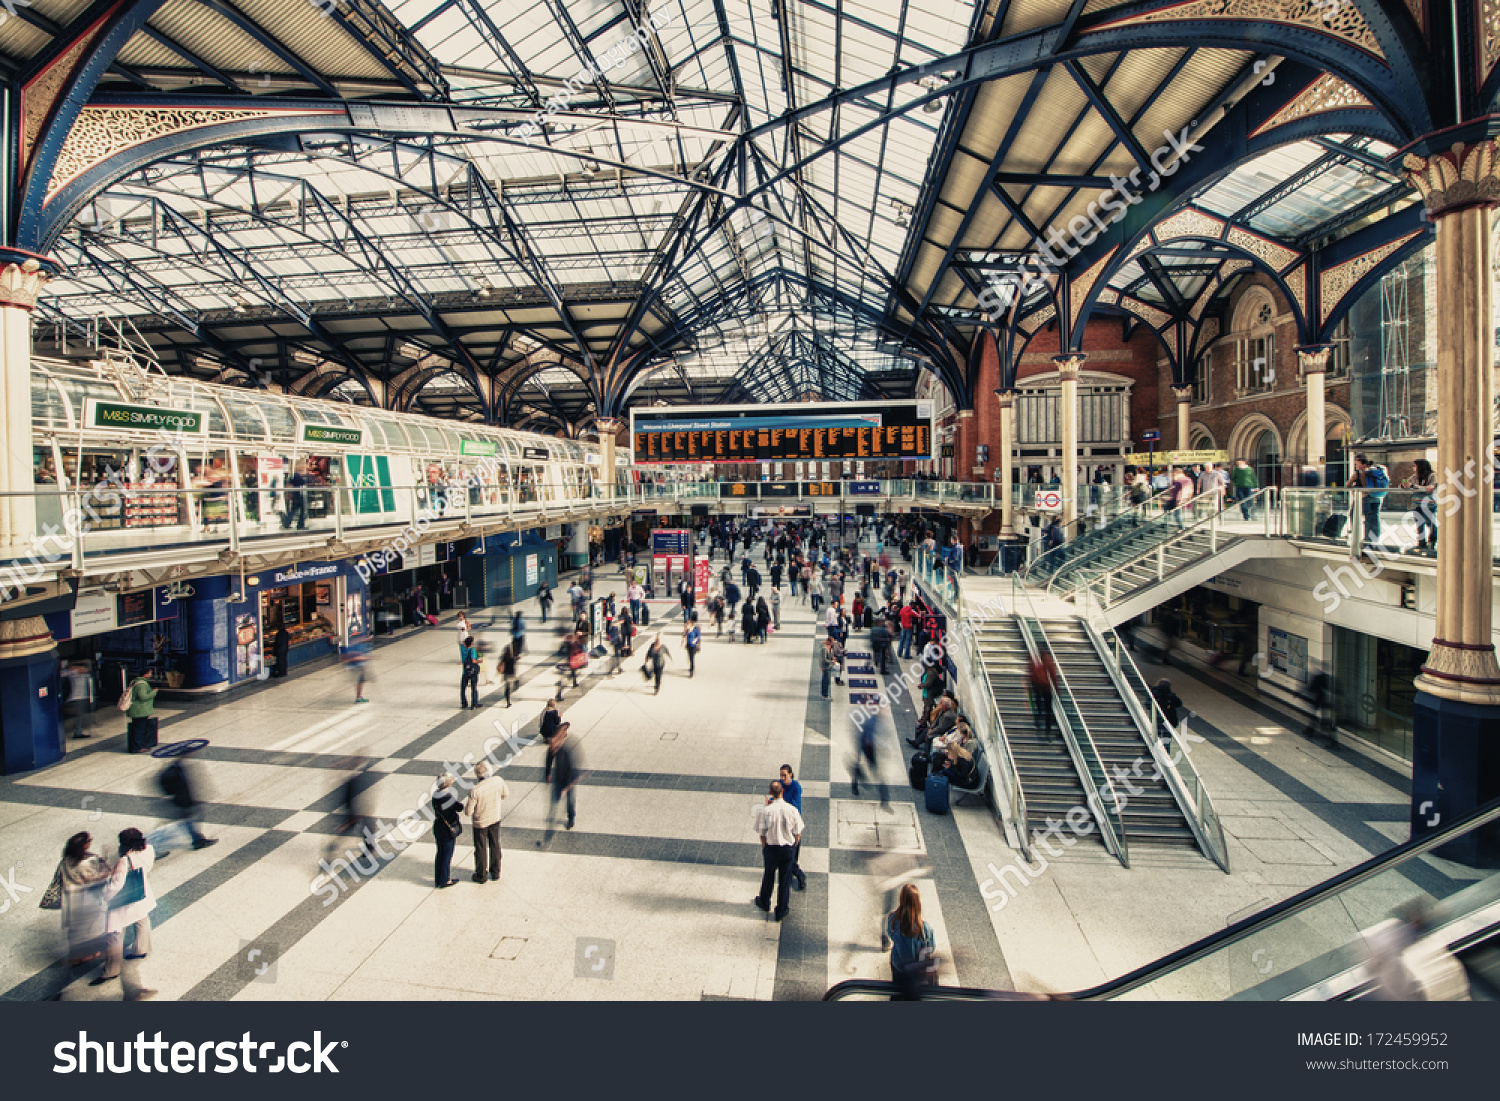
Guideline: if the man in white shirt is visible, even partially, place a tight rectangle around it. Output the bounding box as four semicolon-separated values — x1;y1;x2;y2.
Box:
464;761;510;884
626;582;645;623
753;781;804;921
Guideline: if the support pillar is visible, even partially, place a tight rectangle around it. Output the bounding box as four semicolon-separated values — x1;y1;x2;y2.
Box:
0;616;62;774
1173;385;1193;451
995;389;1017;537
0;256;50;548
1402;140;1500;863
957;408;975;478
594;417;625;498
1298;345;1332;479
1054;354;1086;529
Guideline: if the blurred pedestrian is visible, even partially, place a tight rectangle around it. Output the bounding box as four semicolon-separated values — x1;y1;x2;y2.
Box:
851;707;889;807
541;722;581;847
643;634;672;694
148;750;218;854
511;609;526;657
1151;677;1183;743
54;832;108;970
464;760;508;884
431;774;462;888
271;625;290;678
345;639;371;704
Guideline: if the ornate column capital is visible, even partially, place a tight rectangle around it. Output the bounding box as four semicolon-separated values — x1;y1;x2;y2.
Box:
1172;385;1193;404
0;258;51;312
1402;140;1500;217
957;408;975;419
593;417;626;434
1297;344;1333;375
1052;352;1086;380
0;617;56;661
992;387;1016;411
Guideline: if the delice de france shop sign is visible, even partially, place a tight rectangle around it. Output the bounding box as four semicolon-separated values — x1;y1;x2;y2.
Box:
86;399;205;435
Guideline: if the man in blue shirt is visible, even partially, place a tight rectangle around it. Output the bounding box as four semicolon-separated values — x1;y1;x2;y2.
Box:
779;764;806;891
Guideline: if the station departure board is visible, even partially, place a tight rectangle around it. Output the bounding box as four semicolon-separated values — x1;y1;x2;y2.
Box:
630;400;933;464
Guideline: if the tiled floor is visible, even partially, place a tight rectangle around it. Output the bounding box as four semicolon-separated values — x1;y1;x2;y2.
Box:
0;538;1430;1001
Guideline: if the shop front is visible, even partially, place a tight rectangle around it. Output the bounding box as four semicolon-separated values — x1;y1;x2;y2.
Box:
245;560;371;672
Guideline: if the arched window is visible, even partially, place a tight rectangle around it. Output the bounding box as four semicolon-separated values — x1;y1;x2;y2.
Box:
1253;429;1282;489
1233;288;1277;395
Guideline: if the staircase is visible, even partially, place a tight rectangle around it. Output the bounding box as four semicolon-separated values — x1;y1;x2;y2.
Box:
974;617;1102;850
1039;620;1199;849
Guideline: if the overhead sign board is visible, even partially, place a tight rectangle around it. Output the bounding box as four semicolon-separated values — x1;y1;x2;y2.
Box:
1125;449;1230;467
85;399;205;436
1141;429;1161;442
1036;490;1063;511
848;481;881;495
720;482;760;498
522;446;551;461
631;400;933;464
303;424;363;447
460;439;498;457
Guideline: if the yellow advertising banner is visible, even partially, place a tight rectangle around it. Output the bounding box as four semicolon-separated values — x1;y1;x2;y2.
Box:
1125;449;1230;467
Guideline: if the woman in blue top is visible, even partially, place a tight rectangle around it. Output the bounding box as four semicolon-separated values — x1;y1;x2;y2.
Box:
779;765;806;892
887;883;937;999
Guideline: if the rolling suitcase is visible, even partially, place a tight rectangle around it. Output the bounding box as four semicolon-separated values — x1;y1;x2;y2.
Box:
639;602;650;626
925;773;950;814
908;750;929;791
1321;514;1347;539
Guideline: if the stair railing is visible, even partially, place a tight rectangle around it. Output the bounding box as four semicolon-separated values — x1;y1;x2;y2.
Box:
1012;586;1128;868
912;550;1029;859
1055;486;1278;603
1076;602;1230;873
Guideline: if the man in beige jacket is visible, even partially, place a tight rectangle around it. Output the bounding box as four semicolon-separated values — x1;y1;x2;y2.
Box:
465;761;509;884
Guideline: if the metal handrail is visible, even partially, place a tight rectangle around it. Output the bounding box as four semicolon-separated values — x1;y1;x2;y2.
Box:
1049;486;1275;599
1077;605;1230;873
913;549;1029;860
1012;595;1128;868
1025;487;1173;584
825;796;1500;1001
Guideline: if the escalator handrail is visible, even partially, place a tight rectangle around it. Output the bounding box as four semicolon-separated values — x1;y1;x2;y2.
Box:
1025;488;1173;584
1068;795;1500;1000
1062;486;1277;602
823;796;1500;1002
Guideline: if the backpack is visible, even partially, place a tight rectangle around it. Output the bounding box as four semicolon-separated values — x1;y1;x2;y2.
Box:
117;678;140;712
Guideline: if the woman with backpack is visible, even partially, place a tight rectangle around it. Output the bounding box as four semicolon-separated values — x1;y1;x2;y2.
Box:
122;674;158;753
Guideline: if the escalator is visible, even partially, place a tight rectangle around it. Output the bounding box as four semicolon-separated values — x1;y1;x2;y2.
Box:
972;616;1103;853
824;799;1500;1001
1040;619;1198;850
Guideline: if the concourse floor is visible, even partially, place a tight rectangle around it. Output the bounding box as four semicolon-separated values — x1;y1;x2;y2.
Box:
0;540;1433;1001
